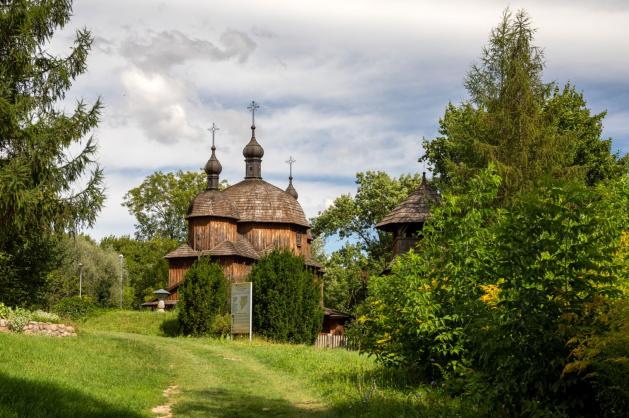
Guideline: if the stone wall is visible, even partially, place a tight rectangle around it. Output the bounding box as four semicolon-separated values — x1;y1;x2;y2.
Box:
0;319;76;336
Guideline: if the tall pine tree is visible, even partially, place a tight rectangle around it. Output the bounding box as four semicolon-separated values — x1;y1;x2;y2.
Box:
0;0;104;306
422;9;628;199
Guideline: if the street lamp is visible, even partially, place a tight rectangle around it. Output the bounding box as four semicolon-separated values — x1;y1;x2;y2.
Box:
119;254;124;308
78;263;84;299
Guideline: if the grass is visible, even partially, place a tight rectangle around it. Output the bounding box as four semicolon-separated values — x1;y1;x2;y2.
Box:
0;310;474;417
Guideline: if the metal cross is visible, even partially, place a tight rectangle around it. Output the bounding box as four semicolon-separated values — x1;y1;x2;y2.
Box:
208;122;219;148
286;156;296;178
247;100;260;125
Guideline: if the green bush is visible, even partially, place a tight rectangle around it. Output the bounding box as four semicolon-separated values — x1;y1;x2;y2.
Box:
250;249;323;344
178;257;228;336
53;296;98;320
7;307;31;332
0;302;11;319
30;310;61;323
211;313;231;337
357;167;629;416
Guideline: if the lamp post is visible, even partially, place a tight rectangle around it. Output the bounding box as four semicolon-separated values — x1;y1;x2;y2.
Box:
119;254;124;309
78;263;84;299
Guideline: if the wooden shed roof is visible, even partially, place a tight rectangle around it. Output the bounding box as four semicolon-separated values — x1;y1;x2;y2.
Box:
376;176;440;232
222;179;310;227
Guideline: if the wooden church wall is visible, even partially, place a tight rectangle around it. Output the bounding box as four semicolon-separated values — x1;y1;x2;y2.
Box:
188;217;237;251
167;257;195;300
238;223;311;258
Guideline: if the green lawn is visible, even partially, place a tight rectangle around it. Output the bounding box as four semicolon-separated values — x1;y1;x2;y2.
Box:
0;310;473;417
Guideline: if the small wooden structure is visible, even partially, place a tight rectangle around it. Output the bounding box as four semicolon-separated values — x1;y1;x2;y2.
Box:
376;173;440;272
143;105;322;308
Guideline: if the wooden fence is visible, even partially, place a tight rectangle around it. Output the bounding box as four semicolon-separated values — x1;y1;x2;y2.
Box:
315;334;360;350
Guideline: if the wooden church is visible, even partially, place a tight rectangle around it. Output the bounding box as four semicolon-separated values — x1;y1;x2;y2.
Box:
147;103;322;308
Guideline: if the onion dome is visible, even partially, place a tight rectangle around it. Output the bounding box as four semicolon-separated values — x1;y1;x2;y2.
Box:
286;178;298;199
243;125;264;178
243;125;264;158
204;144;222;190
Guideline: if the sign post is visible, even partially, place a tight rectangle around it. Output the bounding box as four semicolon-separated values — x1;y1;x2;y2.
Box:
231;282;252;341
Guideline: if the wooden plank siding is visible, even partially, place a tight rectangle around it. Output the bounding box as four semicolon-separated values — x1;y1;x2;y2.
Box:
238;222;310;258
189;217;238;251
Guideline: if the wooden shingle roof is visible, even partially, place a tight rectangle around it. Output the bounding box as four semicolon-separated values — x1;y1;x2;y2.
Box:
222;179;310;227
376;176;440;232
186;190;240;220
164;244;199;259
201;235;260;260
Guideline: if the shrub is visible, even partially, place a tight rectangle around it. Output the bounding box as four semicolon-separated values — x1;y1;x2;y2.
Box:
250;249;323;344
31;310;61;323
178;257;228;336
53;296;98;320
0;302;11;319
7;307;31;332
357;167;629;416
211;313;231;337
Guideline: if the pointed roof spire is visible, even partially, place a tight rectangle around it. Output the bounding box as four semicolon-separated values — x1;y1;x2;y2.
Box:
285;156;298;199
204;122;222;190
243;101;264;178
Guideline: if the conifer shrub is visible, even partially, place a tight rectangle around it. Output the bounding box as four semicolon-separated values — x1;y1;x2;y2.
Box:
178;257;228;336
250;249;323;344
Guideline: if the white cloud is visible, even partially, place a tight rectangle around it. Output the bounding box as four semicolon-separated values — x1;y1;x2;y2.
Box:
50;0;629;244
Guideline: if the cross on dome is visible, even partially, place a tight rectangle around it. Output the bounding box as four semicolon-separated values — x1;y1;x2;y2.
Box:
286;156;296;178
247;100;260;125
208;122;220;148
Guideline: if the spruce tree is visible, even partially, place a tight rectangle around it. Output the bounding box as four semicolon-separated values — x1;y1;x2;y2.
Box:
0;0;104;306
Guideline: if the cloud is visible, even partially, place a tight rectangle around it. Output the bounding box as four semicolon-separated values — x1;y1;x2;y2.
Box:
119;29;256;71
118;68;199;144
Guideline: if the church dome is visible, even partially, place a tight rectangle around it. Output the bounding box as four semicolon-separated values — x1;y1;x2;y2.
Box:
243;125;264;159
222;179;309;227
204;146;222;176
186;190;240;220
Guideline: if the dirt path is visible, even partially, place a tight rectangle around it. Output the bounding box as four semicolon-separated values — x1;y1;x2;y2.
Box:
107;333;329;418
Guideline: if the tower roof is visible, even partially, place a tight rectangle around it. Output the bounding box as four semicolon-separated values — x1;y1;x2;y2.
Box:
375;173;440;232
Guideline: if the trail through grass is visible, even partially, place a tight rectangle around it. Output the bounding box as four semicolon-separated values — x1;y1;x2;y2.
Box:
0;310;472;417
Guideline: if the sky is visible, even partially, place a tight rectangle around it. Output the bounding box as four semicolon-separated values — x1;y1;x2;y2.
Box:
55;0;629;250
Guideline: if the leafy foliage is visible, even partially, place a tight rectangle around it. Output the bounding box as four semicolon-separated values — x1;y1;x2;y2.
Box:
99;235;177;307
312;171;422;263
53;296;98;320
122;170;227;241
0;0;105;307
421;9;628;199
250;249;323;344
322;243;369;315
45;235;125;308
178;257;229;336
312;171;423;314
355;166;629;416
